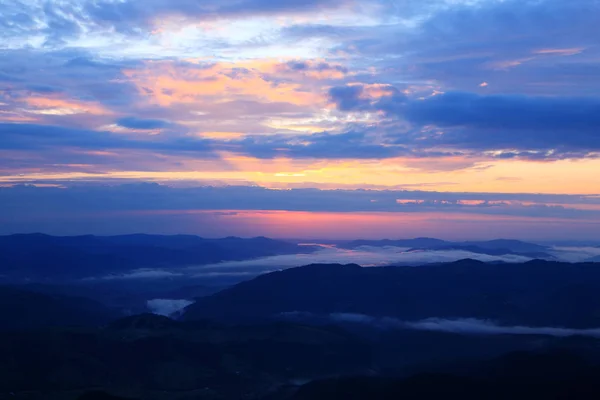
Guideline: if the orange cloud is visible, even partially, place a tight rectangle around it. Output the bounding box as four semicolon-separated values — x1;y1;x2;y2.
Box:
355;83;397;99
122;59;327;107
196;131;246;139
24;96;110;116
456;200;487;206
0;112;37;122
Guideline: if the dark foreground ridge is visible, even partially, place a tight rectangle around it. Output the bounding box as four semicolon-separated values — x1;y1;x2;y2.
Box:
73;350;600;400
5;311;600;400
0;285;118;330
291;350;600;400
3;259;600;399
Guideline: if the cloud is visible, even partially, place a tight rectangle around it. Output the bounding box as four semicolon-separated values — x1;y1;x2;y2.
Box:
0;184;599;218
328;85;369;111
280;312;600;338
234;131;407;160
0;0;349;44
402;92;600;158
0;122;405;165
191;246;536;273
329;85;600;158
1;184;598;239
93;269;184;281
326;0;600;95
405;318;600;338
0;123;214;154
147;298;194;317
84;0;348;34
116;117;171;130
402;92;600;132
0;49;140;128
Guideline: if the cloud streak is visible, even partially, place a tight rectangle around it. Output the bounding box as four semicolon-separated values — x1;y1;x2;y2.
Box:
328;314;600;338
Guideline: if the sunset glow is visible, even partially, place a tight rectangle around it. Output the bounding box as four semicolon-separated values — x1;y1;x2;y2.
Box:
1;0;599;238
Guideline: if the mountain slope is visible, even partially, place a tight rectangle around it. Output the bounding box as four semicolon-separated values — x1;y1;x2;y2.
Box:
0;286;119;330
0;316;371;397
184;260;600;328
291;352;600;400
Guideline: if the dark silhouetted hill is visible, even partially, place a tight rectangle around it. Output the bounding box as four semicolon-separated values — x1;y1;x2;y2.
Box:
0;315;371;398
291;351;600;400
0;286;118;330
78;391;137;400
184;260;600;328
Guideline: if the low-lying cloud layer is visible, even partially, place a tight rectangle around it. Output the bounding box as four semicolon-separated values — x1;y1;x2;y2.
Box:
190;246;534;272
323;314;600;338
147;299;194;317
85;244;597;285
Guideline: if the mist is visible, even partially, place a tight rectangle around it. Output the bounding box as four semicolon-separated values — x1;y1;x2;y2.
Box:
188;246;535;273
147;299;194;317
328;314;600;338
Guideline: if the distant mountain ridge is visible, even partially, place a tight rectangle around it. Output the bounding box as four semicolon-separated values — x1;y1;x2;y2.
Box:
405;245;553;259
341;238;549;253
0;233;317;281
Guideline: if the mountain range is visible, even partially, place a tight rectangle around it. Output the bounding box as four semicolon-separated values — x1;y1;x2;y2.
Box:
2;256;600;399
184;260;600;328
0;233;317;281
341;238;550;253
404;245;553;259
3;235;600;399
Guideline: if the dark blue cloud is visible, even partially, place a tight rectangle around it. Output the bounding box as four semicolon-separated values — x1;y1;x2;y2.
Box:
0;122;408;164
403;92;600;132
328;85;368;111
25;84;63;94
232;130;406;160
286;60;347;73
330;84;600;155
0;71;24;83
0;122;409;163
0;123;213;154
116;117;171;130
63;56;124;70
401;93;600;153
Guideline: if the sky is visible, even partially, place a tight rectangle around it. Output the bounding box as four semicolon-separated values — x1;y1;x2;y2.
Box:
1;0;600;239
